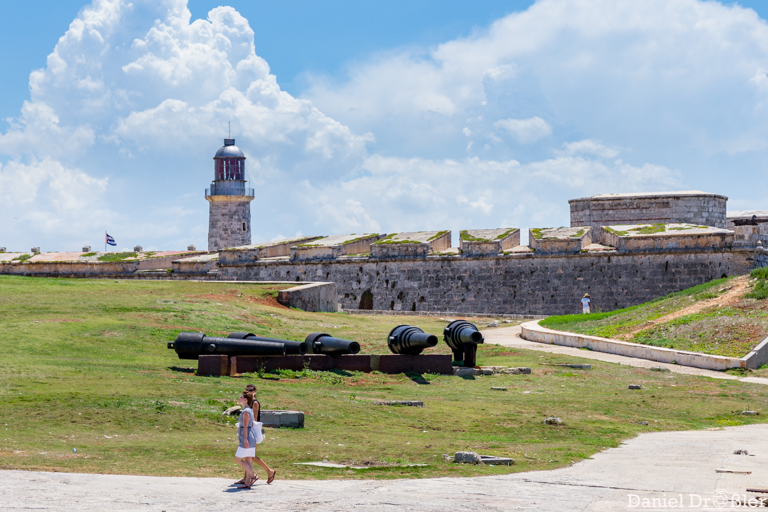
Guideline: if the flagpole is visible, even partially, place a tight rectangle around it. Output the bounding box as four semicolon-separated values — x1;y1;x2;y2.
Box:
104;231;106;253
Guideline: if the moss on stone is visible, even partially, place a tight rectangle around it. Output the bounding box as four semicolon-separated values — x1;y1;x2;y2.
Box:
427;230;449;242
374;234;421;245
461;228;518;242
571;228;586;238
630;224;667;235
97;252;137;262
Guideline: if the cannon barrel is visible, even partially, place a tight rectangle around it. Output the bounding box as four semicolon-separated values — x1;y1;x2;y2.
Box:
168;332;286;360
227;332;308;355
305;332;361;355
387;325;438;355
443;320;484;367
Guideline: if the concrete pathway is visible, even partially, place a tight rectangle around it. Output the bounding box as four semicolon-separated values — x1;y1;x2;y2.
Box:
484;325;768;386
3;425;768;511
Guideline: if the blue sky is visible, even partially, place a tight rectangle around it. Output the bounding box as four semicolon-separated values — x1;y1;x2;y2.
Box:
1;0;767;251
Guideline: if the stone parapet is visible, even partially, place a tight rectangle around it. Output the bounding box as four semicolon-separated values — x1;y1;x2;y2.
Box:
529;227;592;254
370;231;450;259
290;234;383;261
600;224;734;252
172;253;219;275
218;236;321;264
460;228;519;256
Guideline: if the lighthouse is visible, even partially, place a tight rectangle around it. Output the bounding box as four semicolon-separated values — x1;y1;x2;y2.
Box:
206;138;255;251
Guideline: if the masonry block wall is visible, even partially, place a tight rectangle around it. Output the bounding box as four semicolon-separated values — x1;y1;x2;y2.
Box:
570;193;728;229
217;248;759;315
207;197;252;251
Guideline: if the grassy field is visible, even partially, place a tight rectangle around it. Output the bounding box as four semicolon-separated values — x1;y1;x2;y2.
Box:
540;271;768;358
2;276;768;481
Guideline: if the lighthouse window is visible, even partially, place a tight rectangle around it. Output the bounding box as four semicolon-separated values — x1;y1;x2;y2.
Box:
242;222;246;232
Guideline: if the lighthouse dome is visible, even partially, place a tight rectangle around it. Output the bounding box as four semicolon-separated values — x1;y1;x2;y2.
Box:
214;138;245;159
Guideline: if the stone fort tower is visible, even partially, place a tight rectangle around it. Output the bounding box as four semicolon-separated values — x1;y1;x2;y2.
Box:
206;138;255;251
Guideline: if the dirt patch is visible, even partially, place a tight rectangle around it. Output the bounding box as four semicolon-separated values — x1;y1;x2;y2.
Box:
615;276;750;340
193;290;290;310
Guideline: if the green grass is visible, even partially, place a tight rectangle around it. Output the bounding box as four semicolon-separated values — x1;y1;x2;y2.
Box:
747;267;768;300
97;252;137;262
80;252;97;258
12;254;32;262
541;276;768;357
2;276;768;481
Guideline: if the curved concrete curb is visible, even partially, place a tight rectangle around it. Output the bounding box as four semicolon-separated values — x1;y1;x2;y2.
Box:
519;320;768;371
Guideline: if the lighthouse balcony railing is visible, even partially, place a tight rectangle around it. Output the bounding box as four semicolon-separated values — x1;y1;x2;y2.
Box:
205;185;255;198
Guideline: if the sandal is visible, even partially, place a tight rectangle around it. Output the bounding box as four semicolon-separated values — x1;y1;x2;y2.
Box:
267;470;276;484
234;479;245;485
237;481;253;490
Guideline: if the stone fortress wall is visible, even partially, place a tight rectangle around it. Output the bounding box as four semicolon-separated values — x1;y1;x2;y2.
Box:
569;191;728;228
2;191;766;315
218;249;759;315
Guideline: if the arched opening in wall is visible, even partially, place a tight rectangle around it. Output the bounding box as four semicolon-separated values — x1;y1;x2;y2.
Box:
242;222;247;232
359;290;373;310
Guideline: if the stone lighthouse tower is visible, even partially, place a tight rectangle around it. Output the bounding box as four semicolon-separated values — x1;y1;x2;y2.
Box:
206;138;255;251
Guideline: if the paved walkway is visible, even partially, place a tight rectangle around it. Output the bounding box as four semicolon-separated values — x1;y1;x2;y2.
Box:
484;325;768;386
3;425;768;511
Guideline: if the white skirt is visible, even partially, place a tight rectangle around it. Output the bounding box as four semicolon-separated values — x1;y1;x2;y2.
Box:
235;446;255;458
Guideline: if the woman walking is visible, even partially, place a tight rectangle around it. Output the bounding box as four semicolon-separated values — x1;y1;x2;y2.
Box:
249;387;276;484
234;391;257;489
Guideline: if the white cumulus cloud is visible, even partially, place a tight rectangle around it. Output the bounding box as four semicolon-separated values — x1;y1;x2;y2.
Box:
1;0;765;251
494;117;552;144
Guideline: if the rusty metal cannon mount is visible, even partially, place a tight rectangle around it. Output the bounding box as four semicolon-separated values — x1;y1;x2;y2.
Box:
227;332;308;355
305;332;361;355
387;325;438;355
443;320;484;367
168;332;286;360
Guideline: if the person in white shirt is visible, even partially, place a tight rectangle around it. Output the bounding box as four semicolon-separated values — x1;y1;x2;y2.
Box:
581;293;591;314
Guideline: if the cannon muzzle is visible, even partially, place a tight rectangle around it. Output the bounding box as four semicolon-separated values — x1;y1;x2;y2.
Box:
443;320;484;367
168;332;286;360
387;325;438;355
227;332;308;355
305;332;361;355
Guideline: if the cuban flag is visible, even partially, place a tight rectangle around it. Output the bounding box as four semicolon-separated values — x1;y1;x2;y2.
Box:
106;233;117;246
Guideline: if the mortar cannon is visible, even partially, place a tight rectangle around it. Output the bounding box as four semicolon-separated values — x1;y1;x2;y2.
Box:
227;332;308;355
305;332;361;356
168;332;286;360
443;320;484;367
387;325;438;355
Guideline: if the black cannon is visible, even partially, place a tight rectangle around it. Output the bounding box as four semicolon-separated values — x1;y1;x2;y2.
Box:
443;320;484;367
227;332;308;355
387;325;438;355
168;332;286;360
305;332;361;356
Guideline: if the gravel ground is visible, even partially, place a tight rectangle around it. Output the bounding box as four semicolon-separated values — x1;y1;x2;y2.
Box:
3;424;768;511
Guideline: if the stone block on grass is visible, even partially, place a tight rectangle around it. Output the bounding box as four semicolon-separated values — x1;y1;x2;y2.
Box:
261;410;305;428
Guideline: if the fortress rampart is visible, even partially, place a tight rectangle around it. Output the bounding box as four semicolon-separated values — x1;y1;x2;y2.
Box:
2;190;766;315
217;247;763;315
